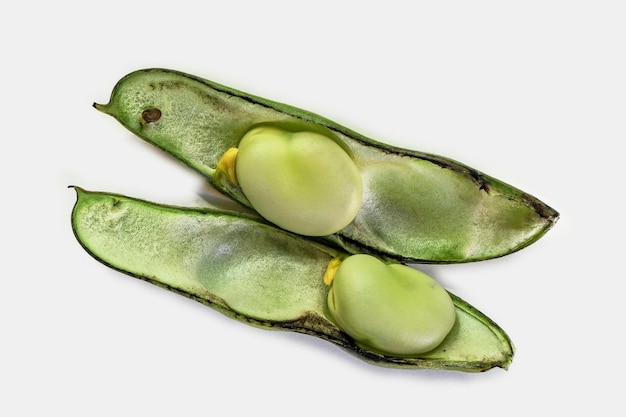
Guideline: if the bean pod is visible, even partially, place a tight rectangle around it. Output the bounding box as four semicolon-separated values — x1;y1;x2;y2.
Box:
94;68;559;263
71;188;514;372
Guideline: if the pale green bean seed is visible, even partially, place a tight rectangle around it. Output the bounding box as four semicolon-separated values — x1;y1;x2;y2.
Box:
327;254;456;355
235;125;363;236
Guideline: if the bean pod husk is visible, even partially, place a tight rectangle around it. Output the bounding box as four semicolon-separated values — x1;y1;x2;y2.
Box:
71;187;514;372
94;68;558;263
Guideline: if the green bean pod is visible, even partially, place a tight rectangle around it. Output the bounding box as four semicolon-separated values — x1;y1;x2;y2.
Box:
94;68;558;263
70;187;513;372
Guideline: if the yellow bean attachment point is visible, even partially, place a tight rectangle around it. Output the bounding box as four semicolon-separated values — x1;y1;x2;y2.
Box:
323;256;344;286
215;147;239;185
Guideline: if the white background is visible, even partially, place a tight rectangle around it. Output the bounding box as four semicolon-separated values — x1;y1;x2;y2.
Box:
2;1;624;415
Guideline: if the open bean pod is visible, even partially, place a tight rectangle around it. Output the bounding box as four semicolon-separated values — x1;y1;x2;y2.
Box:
71;187;514;372
94;68;558;263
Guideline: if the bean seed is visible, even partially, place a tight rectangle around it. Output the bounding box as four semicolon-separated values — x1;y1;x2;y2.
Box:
235;125;362;236
327;254;456;355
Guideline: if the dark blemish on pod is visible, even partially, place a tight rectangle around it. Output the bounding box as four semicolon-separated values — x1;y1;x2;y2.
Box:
141;108;162;123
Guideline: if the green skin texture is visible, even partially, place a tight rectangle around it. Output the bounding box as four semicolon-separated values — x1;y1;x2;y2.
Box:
328;254;456;356
94;68;559;264
236;125;363;236
71;188;514;372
